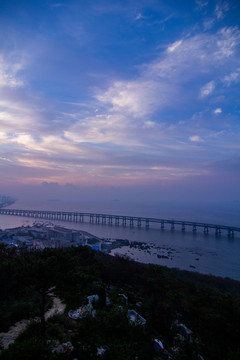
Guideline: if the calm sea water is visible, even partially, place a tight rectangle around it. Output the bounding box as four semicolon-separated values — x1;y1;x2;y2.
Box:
1;199;240;281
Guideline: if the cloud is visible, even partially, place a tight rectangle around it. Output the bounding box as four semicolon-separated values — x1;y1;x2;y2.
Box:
60;23;240;184
189;135;204;142
215;2;229;19
1;131;94;159
51;3;65;8
223;70;240;86
195;0;208;9
64;113;143;146
167;40;183;53
0;55;65;137
0;56;24;88
143;121;155;129
213;108;222;114
96;80;166;117
0;18;240;187
0;85;77;138
135;13;146;21
200;81;215;97
203;2;229;30
95;26;240;119
203;18;215;30
215;27;240;59
0;131;10;141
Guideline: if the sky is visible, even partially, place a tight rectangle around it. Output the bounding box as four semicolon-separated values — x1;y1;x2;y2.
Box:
0;0;240;205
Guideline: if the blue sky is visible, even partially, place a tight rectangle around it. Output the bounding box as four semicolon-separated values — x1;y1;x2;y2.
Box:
0;0;240;203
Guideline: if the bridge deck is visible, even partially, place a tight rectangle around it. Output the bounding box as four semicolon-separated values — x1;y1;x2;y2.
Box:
0;208;239;236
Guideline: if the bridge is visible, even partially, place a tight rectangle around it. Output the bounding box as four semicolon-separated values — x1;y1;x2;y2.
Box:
0;208;239;238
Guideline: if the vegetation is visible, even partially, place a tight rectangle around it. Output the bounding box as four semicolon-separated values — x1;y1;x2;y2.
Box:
0;244;240;359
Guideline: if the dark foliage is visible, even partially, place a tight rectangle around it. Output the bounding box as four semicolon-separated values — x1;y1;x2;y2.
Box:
0;244;240;359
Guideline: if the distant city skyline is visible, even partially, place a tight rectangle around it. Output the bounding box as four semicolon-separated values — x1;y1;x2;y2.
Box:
0;0;240;203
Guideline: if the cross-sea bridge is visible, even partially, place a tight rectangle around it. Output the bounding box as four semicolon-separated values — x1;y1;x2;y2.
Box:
0;208;239;238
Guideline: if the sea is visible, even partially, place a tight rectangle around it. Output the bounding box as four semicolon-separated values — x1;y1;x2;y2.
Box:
1;199;240;281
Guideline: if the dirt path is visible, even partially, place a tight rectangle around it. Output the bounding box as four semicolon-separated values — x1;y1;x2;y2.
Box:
0;297;66;350
45;297;66;320
0;319;31;350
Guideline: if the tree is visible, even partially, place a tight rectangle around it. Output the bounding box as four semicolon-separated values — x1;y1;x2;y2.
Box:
18;249;59;336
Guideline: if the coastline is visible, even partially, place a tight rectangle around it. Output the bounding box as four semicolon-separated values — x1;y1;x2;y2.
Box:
1;220;240;281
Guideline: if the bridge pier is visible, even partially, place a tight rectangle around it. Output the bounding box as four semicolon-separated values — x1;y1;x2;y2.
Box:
96;215;100;224
122;217;126;226
192;224;197;233
115;216;119;226
181;222;185;232
145;219;149;229
215;227;221;236
137;218;142;228
108;216;113;225
161;220;164;230
130;218;134;227
171;222;175;231
204;225;209;234
102;215;106;225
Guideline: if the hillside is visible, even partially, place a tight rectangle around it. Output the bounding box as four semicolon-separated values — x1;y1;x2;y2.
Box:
0;244;240;359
